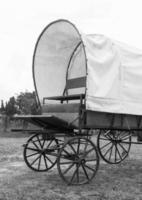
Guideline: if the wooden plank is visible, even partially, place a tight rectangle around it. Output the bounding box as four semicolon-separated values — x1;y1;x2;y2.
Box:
43;94;85;102
13;114;76;129
85;110;142;130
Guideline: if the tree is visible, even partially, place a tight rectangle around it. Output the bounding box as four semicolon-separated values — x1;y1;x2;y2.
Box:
1;91;39;117
0;100;5;113
16;91;39;115
5;96;17;116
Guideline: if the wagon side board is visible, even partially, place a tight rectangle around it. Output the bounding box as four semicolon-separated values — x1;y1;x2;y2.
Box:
42;103;81;128
13;115;77;130
85;110;142;130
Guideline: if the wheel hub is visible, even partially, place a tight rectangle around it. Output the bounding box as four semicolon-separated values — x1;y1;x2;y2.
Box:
81;159;86;164
111;139;122;144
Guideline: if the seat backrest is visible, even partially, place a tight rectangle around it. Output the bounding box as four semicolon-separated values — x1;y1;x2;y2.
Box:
64;76;86;96
42;76;86;114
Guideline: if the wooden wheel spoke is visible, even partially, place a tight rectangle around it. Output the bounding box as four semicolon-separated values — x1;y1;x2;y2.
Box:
26;147;40;152
41;140;45;148
60;161;74;165
31;140;40;150
103;131;112;140
99;137;111;141
44;154;54;165
81;163;89;180
83;140;89;153
77;139;80;154
120;133;130;140
36;135;42;148
38;155;42;170
108;144;114;161
69;163;80;184
47;139;53;148
85;158;97;162
115;131;120;139
84;164;96;172
103;144;114;157
30;154;41;166
115;144;123;160
63;163;75;175
100;141;112;150
114;144;117;162
43;154;48;169
120;135;130;141
62;149;71;157
117;143;128;155
84;147;94;157
76;164;79;183
69;143;77;154
27;152;39;158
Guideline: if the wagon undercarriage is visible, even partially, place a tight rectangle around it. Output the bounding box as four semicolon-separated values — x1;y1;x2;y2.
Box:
15;109;142;185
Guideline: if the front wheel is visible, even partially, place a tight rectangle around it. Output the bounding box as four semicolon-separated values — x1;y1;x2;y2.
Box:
57;136;99;185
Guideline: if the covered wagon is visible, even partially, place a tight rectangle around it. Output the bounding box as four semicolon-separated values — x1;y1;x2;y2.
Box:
15;19;142;185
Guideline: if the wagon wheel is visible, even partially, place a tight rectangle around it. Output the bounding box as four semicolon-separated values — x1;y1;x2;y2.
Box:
23;133;59;172
57;136;99;185
97;130;131;164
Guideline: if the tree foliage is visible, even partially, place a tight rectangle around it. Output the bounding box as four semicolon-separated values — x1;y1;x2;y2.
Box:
5;96;17;116
0;100;5;113
16;91;38;115
0;91;39;116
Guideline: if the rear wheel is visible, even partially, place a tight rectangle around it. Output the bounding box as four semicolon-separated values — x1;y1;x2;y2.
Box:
57;136;99;185
23;133;59;171
97;130;131;164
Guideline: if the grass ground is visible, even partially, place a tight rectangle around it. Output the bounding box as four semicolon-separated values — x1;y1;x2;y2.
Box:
0;130;142;200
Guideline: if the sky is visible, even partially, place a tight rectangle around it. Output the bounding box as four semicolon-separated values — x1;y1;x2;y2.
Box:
1;0;142;102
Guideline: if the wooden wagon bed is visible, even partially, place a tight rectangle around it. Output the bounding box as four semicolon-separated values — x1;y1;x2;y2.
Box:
14;114;76;130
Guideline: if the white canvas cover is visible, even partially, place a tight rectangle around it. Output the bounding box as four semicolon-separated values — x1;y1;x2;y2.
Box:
33;20;142;115
82;34;142;115
33;20;86;104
